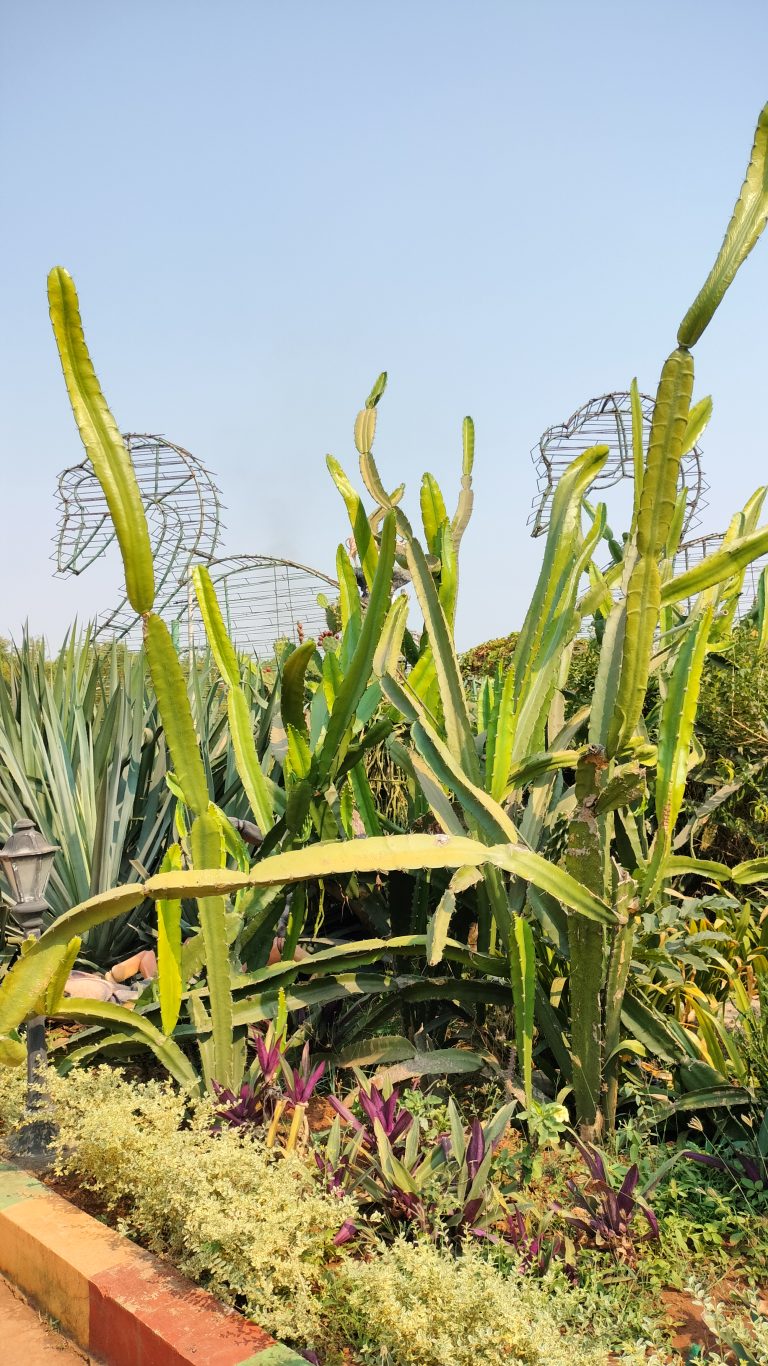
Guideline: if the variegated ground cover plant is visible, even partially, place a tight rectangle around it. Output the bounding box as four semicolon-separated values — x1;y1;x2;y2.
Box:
1;105;768;1150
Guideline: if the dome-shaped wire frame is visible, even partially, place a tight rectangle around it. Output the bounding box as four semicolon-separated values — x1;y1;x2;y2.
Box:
54;434;223;638
171;555;340;658
529;392;708;538
673;533;768;619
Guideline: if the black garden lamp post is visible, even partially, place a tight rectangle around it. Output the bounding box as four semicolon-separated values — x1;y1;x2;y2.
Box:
0;819;60;1158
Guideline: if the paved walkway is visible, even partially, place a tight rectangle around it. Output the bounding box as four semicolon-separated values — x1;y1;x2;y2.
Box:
0;1274;88;1363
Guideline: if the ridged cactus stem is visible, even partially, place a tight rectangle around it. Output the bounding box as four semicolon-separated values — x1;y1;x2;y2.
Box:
564;746;610;1140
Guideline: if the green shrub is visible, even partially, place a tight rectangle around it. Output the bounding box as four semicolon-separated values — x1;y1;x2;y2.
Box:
327;1237;608;1366
459;632;518;679
685;625;768;864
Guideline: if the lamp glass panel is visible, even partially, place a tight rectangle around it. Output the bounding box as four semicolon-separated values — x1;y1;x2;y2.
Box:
2;850;56;901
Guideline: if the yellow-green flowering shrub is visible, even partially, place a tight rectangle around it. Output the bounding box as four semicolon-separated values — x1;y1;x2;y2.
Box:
1;1067;354;1346
0;1066;25;1128
326;1237;610;1366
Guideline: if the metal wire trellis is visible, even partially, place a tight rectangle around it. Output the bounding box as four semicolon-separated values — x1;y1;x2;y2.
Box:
55;434;223;638
530;391;708;538
673;533;768;619
54;434;339;655
172;555;339;658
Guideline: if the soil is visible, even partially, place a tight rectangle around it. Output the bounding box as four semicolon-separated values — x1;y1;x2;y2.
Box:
660;1286;724;1358
307;1094;337;1133
40;1169;125;1226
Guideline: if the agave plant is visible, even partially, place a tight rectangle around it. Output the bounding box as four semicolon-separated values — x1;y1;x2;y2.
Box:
0;631;174;965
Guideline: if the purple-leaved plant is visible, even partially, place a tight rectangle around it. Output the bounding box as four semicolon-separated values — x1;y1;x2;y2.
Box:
474;1209;578;1282
213;1027;326;1131
249;1025;283;1086
211;1079;264;1129
558;1139;658;1262
328;1082;413;1151
281;1043;325;1108
683;1146;766;1186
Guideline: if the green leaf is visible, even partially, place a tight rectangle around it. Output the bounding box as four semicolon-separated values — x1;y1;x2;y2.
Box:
281;639;316;736
337;544;363;661
144;832;499;900
37;886;146;949
661;525;768;605
420;474;448;557
608;348;695;752
286;723;312;780
664;1085;754;1114
620;994;685;1064
426;889;455;966
382;672;519;845
52;998;199;1091
630;378;644;522
349;761;382;836
489;667;515;801
510;914;535;1107
318;512;395;778
45;935;82;1014
0;1035;26;1067
0;935;80;1033
563;750;609;1131
376;1049;487;1084
681;395;713;454
513;450;609;760
228;688;274;833
47;268;155;614
662;855;732;882
192;565;240;687
326;456;378;591
334;1035;416;1067
145;613;209;816
486;845;614;925
451;416;475;548
373;595;409;678
603;874;638;1129
758;566;768;652
643;606;713;900
732;858;768;884
412;717;520;845
182;910;241;981
190;811;233;1088
366;371;388;408
437;521;458;629
678;104;768;347
409;750;466;836
404;536;478;781
354;406;377;456
157;842;183;1035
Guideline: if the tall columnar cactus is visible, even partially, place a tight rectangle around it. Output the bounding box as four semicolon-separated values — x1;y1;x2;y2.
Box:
556;100;768;1132
329;103;768;1131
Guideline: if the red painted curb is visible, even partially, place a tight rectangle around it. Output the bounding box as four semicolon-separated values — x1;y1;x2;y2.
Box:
0;1162;306;1365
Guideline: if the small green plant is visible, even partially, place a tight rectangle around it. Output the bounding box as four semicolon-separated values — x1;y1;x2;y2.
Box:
519;1097;570;1149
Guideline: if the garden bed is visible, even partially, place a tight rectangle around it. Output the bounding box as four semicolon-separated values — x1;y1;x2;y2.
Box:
1;1065;766;1365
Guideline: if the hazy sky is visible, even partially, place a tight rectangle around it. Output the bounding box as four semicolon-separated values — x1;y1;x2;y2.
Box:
2;2;768;650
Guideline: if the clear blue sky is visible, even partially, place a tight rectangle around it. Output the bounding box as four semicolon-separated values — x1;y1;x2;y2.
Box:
2;2;768;649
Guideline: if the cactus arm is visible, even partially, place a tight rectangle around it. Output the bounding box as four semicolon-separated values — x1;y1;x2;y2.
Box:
679;104;768;347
